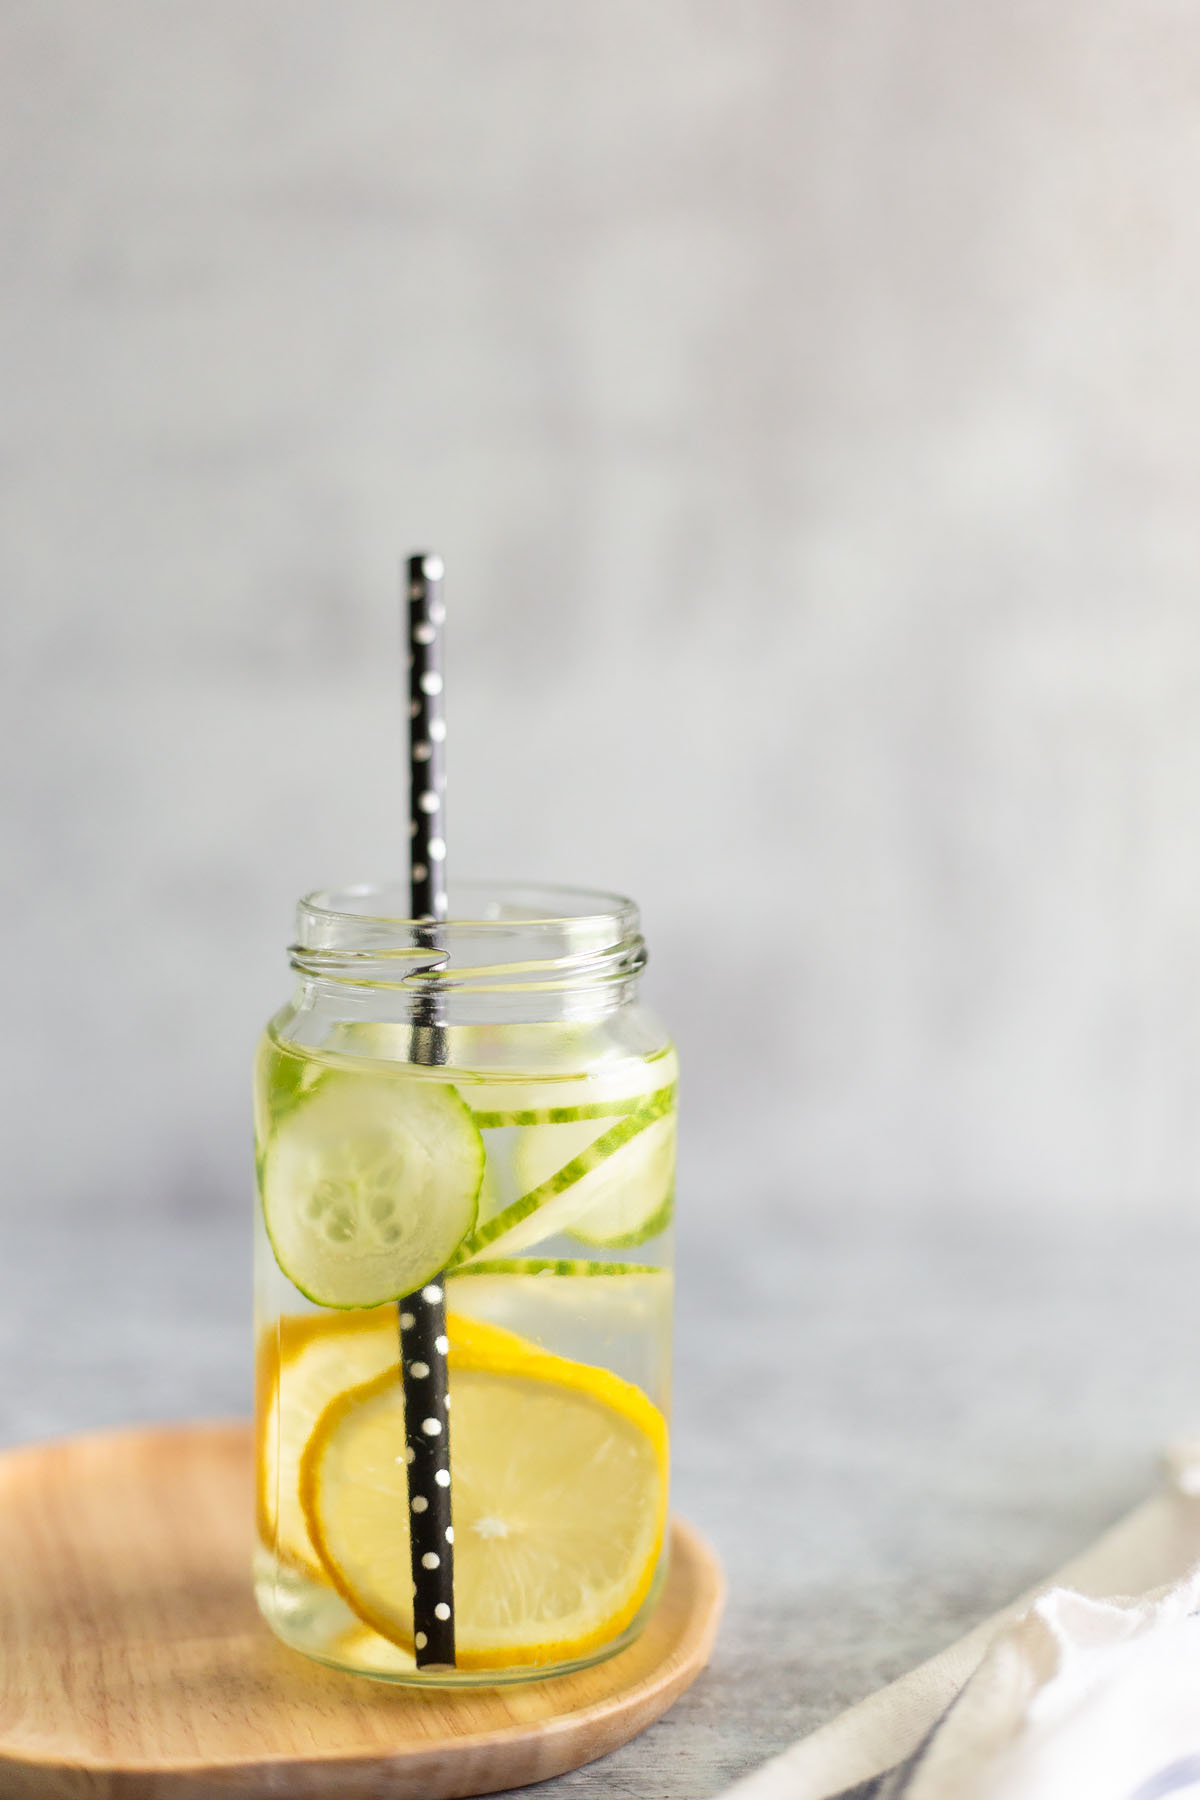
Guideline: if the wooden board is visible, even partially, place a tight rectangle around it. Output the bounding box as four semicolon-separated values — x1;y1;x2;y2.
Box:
0;1422;724;1799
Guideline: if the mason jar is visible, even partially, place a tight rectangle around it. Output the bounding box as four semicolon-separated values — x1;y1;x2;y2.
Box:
253;880;676;1685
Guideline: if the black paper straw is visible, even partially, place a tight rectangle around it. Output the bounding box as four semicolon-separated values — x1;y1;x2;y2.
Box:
400;550;455;1669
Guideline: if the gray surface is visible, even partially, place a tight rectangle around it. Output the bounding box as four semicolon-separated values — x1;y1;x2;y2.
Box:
7;1200;1200;1797
7;2;1200;1228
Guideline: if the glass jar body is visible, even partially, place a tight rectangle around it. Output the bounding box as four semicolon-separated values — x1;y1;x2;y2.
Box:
253;882;676;1685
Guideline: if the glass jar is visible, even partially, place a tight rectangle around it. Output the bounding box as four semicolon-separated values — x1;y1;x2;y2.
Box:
253;879;676;1685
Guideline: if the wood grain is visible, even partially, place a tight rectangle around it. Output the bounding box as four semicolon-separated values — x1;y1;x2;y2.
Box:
0;1422;724;1798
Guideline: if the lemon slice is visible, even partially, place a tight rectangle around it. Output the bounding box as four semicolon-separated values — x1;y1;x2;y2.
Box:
445;1265;672;1405
256;1308;398;1576
332;1622;418;1676
299;1314;668;1670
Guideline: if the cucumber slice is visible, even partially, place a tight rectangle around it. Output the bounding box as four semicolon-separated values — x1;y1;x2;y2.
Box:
457;1053;676;1126
254;1036;326;1142
260;1072;484;1308
505;1107;675;1250
450;1089;674;1265
449;1258;661;1277
567;1111;675;1247
509;1114;613;1196
470;1096;651;1130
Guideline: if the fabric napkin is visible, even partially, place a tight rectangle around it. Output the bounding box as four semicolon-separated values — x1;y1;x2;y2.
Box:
721;1438;1200;1800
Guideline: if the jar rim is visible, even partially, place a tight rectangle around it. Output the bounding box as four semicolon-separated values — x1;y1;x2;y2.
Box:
298;877;638;938
290;879;646;999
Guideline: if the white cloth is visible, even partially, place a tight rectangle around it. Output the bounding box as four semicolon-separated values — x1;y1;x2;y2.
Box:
721;1440;1200;1800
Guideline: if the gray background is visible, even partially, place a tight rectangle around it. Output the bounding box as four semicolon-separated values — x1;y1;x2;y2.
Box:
6;6;1200;1794
7;0;1200;1224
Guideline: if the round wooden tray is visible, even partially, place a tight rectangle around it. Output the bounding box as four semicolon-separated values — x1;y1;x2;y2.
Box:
0;1421;724;1798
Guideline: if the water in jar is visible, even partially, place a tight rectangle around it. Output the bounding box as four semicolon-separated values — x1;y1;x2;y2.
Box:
253;1020;676;1683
